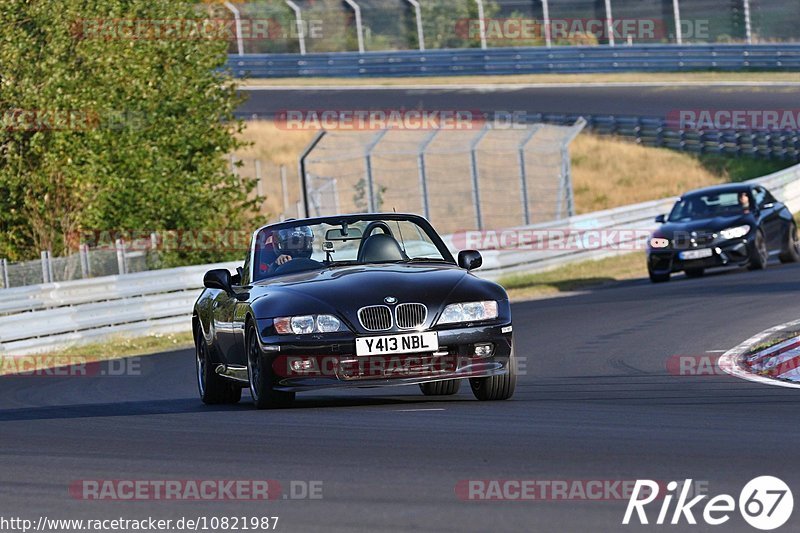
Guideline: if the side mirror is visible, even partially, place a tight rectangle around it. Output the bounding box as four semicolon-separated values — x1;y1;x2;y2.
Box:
655;214;666;224
204;269;232;293
458;250;483;271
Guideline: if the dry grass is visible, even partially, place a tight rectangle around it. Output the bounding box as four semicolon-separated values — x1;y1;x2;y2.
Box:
240;72;800;87
236;120;316;168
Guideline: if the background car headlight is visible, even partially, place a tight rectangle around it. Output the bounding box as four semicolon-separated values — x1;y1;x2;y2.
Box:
438;301;498;325
720;225;751;240
274;314;344;335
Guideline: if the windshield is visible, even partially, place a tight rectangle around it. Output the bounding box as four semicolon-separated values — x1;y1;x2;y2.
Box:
252;217;451;281
667;191;750;222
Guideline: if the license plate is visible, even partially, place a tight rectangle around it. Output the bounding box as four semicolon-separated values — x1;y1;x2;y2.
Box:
679;248;713;260
355;332;439;357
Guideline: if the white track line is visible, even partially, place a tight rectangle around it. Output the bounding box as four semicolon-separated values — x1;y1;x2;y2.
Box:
242;81;800;92
719;318;800;389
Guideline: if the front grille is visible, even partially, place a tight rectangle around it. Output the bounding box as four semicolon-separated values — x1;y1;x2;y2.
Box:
358;305;393;331
395;303;427;329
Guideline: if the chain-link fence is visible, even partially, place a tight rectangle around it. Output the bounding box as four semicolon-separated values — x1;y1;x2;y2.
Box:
301;120;585;235
221;0;799;55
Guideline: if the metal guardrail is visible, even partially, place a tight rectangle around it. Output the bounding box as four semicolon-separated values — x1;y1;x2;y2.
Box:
1;161;798;355
228;44;800;78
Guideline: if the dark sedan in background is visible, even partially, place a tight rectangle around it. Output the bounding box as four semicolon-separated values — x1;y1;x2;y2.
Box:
193;213;516;409
647;183;799;282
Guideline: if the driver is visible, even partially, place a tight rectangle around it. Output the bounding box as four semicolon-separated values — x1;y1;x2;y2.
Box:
739;191;751;213
272;225;314;268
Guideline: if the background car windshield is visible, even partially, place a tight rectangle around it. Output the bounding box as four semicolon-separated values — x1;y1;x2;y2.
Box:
668;192;745;222
253;218;448;280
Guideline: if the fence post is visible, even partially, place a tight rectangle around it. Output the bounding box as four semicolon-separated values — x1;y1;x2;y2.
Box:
1;258;8;289
518;125;542;226
404;0;425;51
604;0;615;46
255;158;264;199
280;165;290;215
474;0;488;50
285;0;307;55
298;130;327;218
115;238;127;276
417;130;439;220
672;0;683;44
742;0;753;44
541;0;552;48
557;118;588;219
41;250;52;284
343;0;366;53
469;125;491;230
364;129;389;213
223;1;244;56
79;244;90;278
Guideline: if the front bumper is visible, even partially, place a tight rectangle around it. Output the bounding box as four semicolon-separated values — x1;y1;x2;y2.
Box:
255;322;513;392
647;238;751;274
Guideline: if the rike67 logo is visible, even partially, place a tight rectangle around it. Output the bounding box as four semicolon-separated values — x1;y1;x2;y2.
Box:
623;477;793;530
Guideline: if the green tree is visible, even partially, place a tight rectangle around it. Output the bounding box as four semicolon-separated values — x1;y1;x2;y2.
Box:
0;0;257;265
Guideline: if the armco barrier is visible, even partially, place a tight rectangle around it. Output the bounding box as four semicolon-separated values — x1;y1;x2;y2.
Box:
227;44;800;78
1;162;798;355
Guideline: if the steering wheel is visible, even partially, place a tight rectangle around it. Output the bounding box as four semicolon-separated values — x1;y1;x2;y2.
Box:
271;257;321;276
362;221;394;239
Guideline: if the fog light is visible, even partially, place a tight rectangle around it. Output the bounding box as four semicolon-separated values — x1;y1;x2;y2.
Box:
290;358;314;372
474;343;494;358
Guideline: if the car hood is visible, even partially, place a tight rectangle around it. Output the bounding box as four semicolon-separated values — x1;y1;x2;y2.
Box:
657;214;754;237
249;263;506;323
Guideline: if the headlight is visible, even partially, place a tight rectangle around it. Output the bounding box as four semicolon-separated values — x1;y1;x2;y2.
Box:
274;314;344;335
437;301;499;326
720;225;751;240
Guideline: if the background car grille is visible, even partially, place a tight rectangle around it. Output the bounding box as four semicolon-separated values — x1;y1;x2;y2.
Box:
395;303;427;329
358;305;393;331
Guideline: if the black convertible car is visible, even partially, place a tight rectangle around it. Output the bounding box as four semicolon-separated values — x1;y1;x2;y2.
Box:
647;183;799;282
193;213;516;408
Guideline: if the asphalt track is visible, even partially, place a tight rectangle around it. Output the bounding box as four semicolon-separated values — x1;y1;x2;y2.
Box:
2;261;800;532
237;84;800;120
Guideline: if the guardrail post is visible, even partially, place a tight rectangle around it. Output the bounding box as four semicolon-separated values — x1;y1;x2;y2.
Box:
470;125;491;230
364;130;389;212
541;0;552;48
1;258;8;289
343;0;366;53
115;239;127;276
672;0;683;44
474;0;488;50
518;125;542;226
79;244;90;278
223;1;245;56
404;0;425;51
604;0;615;46
742;0;753;44
285;1;307;55
417;130;439;220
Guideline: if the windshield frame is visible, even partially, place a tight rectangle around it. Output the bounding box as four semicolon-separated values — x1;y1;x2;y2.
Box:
667;190;752;223
247;213;456;283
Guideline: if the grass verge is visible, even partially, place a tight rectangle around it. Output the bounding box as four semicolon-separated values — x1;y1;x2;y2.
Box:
0;332;194;376
499;252;646;301
240;72;800;87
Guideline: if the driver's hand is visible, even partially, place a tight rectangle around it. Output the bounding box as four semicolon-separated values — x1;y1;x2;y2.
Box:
276;254;292;266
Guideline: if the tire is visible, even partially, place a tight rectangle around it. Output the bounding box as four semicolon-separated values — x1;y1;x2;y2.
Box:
649;270;671;283
779;224;800;264
470;352;516;401
247;323;295;409
684;268;705;278
747;230;769;271
196;330;242;405
419;379;461;396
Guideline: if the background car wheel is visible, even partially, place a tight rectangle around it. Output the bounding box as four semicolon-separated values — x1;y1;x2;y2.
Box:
648;270;671;283
419;379;461;396
779;224;800;264
684;268;705;278
247;324;295;410
196;332;242;405
747;230;769;270
470;352;516;401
